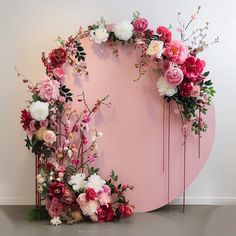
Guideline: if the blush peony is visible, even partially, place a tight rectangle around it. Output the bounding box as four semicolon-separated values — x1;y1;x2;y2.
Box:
113;20;134;41
29;101;49;121
163;40;189;64
43;130;56;145
133;18;148;32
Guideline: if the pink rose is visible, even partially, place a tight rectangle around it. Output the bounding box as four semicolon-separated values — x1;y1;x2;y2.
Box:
48;197;64;217
43;130;56;145
53;67;65;83
156;26;172;43
179;82;193;97
37;76;60;101
181;56;206;81
163;40;189;64
164;67;183;86
133;18;148;33
190;85;200;97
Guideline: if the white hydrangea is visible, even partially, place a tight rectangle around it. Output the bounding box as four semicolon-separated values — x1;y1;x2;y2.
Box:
30;101;49;121
157;76;178;97
85;174;106;192
90;26;109;44
113;20;134;41
80;200;99;216
50;217;62;226
68;173;86;192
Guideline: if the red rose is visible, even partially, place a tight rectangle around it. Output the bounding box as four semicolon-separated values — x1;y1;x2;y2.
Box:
85;188;97;201
118;204;134;217
48;181;65;198
20;109;32;130
97;204;115;222
156;26;172;43
181;56;205;81
49;47;67;68
179;82;193;97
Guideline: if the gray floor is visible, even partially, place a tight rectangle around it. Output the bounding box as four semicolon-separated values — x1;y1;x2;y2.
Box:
0;205;235;236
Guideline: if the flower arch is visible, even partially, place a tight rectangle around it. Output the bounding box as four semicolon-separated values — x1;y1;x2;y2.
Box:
19;7;217;225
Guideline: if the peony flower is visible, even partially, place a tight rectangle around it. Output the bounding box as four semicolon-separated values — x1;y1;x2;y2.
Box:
20;109;32;130
68;173;86;192
85;188;97;201
156;26;172;43
157;76;178;97
48;181;65;198
163;40;189;64
146;40;164;58
179;82;194;97
181;56;206;81
48;198;64;218
118;204;134;217
90;26;109;44
53;67;65;83
30;101;49;121
97;192;111;207
86;174;106;192
97;204;114;222
190;85;201;97
113;20;134;41
49;47;67;68
102;185;111;195
50;217;62;226
43;130;56;145
37;76;60;101
164;67;183;86
133;18;148;33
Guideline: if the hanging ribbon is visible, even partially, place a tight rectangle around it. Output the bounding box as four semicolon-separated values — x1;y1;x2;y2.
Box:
167;102;171;205
198;110;201;159
183;125;187;213
162;98;165;173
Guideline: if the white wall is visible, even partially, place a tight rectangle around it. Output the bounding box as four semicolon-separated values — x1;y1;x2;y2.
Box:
0;0;235;205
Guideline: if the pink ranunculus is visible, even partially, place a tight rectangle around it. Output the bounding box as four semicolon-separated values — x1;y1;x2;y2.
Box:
164;67;183;86
53;67;65;83
40;119;48;127
156;26;172;43
37;76;60;101
190;85;201;97
181;56;206;81
102;185;111;195
118;204;134;218
48;197;64;217
179;82;194;97
163;40;189;64
43;130;56;145
133;18;148;33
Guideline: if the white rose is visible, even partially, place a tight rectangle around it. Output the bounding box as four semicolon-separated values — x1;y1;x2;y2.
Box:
113;20;134;41
146;40;164;58
30;101;49;121
157;76;178;97
90;26;109;44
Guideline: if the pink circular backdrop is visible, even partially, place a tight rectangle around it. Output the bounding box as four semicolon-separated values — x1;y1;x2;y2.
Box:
66;38;215;212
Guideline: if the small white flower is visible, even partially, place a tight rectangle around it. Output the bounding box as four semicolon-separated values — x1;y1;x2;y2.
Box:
50;171;54;176
49;176;54;181
97;132;103;137
30;101;49;121
68;173;86;192
64;146;68;151
90;26;109;44
146;40;164;58
86;174;106;192
37;185;43;193
157;76;178;97
113;20;134;41
56;178;62;182
67;149;73;158
50;217;62;226
92;135;97;142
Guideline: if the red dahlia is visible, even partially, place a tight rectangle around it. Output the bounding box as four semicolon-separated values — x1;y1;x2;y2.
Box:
49;47;67;68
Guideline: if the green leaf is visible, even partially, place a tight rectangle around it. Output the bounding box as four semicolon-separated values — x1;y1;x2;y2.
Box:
203;71;210;77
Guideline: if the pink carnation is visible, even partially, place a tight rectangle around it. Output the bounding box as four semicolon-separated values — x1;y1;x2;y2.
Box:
133;18;148;33
156;26;172;43
43;130;56;145
37;76;60;101
164;67;183;86
163;40;189;64
181;56;206;81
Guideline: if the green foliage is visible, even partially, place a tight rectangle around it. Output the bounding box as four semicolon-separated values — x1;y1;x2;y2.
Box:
75;41;86;62
26;206;49;221
87;166;99;175
59;85;73;102
110;170;118;182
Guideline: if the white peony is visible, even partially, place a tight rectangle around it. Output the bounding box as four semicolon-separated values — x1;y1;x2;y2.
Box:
50;217;62;226
157;76;178;97
90;26;109;44
113;20;134;41
85;174;106;192
68;173;86;192
146;40;164;58
30;101;49;121
80;200;99;216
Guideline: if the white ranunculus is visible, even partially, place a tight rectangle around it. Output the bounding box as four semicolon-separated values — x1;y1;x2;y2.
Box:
113;20;134;41
90;26;109;44
30;101;49;121
50;217;62;226
68;173;86;192
157;76;178;97
86;174;106;192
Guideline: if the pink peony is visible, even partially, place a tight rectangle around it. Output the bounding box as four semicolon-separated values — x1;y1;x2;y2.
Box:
133;18;148;32
97;192;111;207
48;197;64;217
37;76;60;101
181;56;206;81
179;82;193;97
190;85;201;97
53;67;65;83
43;130;56;145
164;67;183;86
163;40;189;64
156;26;172;43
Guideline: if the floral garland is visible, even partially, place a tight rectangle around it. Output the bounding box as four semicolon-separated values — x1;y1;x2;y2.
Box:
19;7;217;225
